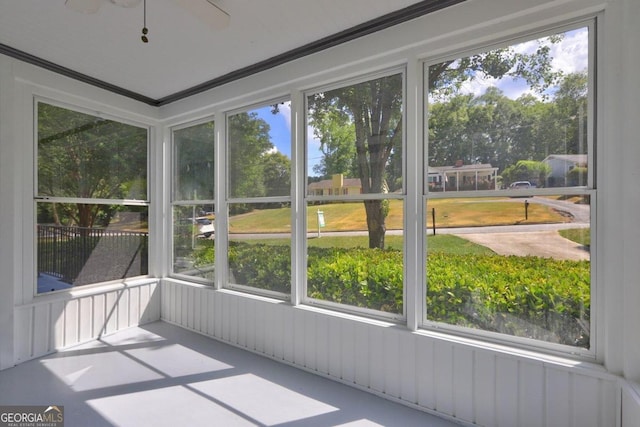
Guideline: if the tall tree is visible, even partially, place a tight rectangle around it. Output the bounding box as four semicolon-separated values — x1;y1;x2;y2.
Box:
553;71;588;155
308;74;403;249
308;36;564;249
310;107;357;178
174;121;215;201
262;151;291;196
37;103;147;228
228;111;273;200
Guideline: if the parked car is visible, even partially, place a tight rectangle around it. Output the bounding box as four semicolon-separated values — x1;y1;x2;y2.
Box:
195;217;214;238
509;181;533;189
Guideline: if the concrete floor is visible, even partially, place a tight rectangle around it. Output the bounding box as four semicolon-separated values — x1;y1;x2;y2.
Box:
0;321;461;426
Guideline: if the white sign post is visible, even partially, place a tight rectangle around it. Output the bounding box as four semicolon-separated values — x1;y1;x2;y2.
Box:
317;210;325;238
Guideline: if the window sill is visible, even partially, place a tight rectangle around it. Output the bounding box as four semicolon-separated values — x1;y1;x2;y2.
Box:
413;326;612;378
24;277;160;308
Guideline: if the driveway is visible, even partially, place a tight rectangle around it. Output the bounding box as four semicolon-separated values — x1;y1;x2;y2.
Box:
458;230;590;261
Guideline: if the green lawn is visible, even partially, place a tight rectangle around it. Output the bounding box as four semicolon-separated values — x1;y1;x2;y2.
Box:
559;228;591;247
230;234;494;255
229;198;571;233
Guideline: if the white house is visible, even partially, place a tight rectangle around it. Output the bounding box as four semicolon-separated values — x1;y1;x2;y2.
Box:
428;161;499;192
1;1;639;426
543;154;588;186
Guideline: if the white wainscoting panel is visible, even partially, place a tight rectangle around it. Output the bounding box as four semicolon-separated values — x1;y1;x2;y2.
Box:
14;281;160;364
622;381;640;427
161;280;621;427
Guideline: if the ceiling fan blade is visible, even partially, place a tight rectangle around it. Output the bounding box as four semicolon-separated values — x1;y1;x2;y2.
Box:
65;0;102;14
173;0;230;30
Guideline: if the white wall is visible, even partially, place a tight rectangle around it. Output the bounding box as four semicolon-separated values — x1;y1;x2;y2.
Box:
605;0;640;384
0;56;17;371
161;281;620;427
14;280;160;364
622;382;640;427
158;0;640;425
0;56;164;368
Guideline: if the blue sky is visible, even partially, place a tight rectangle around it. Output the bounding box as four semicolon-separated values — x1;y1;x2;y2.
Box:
455;26;589;100
254;101;323;177
254;103;291;158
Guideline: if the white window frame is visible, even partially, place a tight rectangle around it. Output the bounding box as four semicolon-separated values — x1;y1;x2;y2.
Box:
223;97;293;300
169;115;217;285
420;18;598;357
33;96;152;295
302;67;408;322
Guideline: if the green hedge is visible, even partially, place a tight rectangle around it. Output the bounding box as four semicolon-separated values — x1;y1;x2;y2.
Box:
199;242;590;347
307;247;404;314
426;252;589;346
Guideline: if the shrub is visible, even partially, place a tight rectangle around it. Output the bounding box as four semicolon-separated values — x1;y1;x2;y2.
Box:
228;242;291;293
307;247;403;314
196;242;590;347
426;252;590;346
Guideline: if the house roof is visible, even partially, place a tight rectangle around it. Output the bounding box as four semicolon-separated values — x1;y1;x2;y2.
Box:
308;178;362;190
543;154;588;164
429;163;498;173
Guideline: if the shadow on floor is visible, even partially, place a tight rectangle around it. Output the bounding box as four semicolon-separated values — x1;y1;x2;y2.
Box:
0;321;460;426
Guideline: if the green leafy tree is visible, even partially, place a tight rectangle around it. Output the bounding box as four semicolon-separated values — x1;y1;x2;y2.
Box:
308;74;403;249
554;72;588;155
428;34;563;99
310;108;357;178
37;103;147;228
228;112;273;201
262;151;291;196
308;34;563;249
502;160;551;186
428;94;475;167
174;121;215;201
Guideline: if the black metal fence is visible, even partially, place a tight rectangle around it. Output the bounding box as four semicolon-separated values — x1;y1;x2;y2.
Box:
38;225;148;286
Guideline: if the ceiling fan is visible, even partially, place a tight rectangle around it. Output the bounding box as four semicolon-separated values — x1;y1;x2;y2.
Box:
65;0;230;37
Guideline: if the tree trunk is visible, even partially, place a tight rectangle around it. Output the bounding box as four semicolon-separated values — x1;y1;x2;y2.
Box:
364;199;386;249
77;203;94;229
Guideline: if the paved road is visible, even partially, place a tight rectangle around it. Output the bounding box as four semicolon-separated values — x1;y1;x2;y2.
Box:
233;197;591;261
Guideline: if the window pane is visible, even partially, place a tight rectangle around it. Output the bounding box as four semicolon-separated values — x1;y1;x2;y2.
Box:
228;102;291;198
306;200;404;315
173;121;215;201
427;27;589;191
38;103;147;200
173;205;215;281
37;203;148;293
228;202;291;294
425;195;590;348
307;73;403;194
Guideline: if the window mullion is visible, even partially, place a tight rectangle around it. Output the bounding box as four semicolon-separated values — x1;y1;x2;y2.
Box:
405;58;422;331
215;112;227;290
291;89;305;306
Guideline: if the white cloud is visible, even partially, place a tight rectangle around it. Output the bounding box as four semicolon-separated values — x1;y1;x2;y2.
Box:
449;27;589;101
278;100;292;130
550;29;589;74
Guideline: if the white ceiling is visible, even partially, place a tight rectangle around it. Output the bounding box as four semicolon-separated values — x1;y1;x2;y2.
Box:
0;0;457;105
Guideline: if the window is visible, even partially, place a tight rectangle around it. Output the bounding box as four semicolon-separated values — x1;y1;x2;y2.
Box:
171;120;215;281
36;101;149;293
305;71;405;317
424;24;593;349
226;101;292;296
